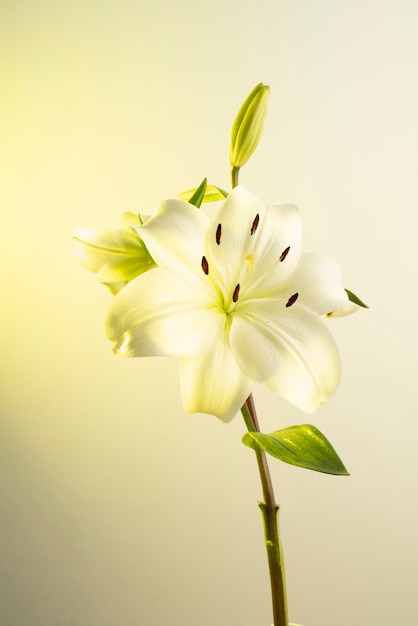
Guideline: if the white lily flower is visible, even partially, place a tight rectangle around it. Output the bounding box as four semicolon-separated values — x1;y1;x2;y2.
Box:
73;212;156;294
106;187;352;422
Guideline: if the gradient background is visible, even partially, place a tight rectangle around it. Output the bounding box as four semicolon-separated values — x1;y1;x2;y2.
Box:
1;1;417;625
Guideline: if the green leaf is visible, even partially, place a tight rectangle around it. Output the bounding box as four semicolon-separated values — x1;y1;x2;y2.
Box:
187;178;207;208
345;288;369;308
179;183;228;204
209;185;229;199
242;424;349;476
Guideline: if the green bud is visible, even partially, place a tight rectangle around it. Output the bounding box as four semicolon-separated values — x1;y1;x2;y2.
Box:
229;83;270;169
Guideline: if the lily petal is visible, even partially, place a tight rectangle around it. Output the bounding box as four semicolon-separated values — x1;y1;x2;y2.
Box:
116;211;142;247
242;201;302;297
206;187;302;298
73;228;122;273
180;341;254;422
97;253;155;286
230;302;340;412
139;198;209;287
73;212;156;293
327;304;358;317
279;253;351;315
205;186;265;290
106;267;225;357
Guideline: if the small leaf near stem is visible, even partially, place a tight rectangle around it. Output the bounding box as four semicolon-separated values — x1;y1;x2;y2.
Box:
241;395;288;626
243;424;349;476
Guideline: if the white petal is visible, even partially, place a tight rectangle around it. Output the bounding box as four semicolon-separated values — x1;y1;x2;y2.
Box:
279;253;350;315
230;302;340;412
106;267;225;357
139;198;209;287
206;186;265;291
116;212;142;248
72;228;122;272
206;186;302;298
243;201;302;293
179;341;254;422
327;304;359;317
97;253;155;286
263;319;340;412
229;307;282;381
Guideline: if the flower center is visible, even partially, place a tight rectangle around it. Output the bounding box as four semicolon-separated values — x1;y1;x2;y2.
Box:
200;213;297;315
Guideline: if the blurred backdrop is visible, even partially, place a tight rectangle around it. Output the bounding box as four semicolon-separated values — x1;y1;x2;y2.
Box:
1;1;417;625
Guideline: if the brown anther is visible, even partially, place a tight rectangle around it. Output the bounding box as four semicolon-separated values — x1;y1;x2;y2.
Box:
201;256;209;275
286;293;299;308
280;246;290;262
232;283;240;303
250;213;260;235
216;223;222;245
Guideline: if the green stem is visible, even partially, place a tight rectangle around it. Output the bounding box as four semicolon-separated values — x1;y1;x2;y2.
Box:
231;165;240;188
241;394;288;626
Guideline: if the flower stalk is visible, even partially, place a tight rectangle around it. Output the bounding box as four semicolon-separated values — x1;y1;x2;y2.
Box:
241;395;288;626
231;165;240;189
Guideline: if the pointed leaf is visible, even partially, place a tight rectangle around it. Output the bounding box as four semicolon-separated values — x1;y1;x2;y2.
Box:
187;178;207;208
178;184;228;204
345;288;368;308
209;185;228;199
242;424;349;476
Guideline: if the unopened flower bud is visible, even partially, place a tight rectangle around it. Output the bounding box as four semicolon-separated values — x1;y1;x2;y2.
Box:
229;83;270;169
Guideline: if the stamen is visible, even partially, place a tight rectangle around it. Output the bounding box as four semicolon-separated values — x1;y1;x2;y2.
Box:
232;283;240;302
216;223;222;245
201;256;209;275
280;246;290;262
286;293;299;307
250;213;260;235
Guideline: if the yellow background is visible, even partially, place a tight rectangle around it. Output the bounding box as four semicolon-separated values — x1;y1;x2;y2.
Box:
1;1;417;625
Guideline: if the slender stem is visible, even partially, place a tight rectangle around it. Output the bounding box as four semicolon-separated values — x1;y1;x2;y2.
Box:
231;165;240;188
241;394;288;626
